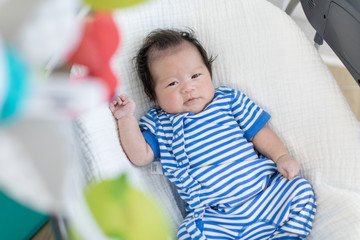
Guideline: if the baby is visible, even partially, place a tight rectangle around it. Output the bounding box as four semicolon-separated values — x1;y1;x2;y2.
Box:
110;29;316;240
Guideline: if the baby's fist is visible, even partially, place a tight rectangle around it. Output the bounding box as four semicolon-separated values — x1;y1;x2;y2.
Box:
109;95;136;119
275;155;300;180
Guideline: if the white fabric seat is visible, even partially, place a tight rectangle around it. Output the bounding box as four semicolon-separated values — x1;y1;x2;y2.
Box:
74;0;360;239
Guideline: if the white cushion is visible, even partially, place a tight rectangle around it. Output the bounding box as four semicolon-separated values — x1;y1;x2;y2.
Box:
75;0;360;238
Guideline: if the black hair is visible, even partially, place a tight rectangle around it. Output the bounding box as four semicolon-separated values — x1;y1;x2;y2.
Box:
135;29;215;101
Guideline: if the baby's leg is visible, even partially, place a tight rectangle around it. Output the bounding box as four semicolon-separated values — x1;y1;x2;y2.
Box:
177;210;240;240
177;221;193;240
266;174;316;239
236;173;316;239
178;173;316;240
177;212;207;240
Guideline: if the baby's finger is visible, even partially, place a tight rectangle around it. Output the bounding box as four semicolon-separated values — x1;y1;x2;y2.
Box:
120;95;129;104
109;100;120;112
111;100;117;107
109;102;115;112
287;171;295;180
116;96;124;105
279;167;289;180
288;168;299;180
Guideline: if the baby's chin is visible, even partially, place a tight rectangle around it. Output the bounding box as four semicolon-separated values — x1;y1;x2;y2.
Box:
184;104;210;115
162;101;210;115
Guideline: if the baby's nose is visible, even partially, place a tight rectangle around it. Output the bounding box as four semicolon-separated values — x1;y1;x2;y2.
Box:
182;81;195;93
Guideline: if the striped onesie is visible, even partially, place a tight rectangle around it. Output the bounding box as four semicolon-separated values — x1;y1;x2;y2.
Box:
140;86;316;240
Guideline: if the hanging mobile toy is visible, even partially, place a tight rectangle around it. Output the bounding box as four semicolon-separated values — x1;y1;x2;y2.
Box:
0;43;28;122
84;0;147;11
67;12;120;100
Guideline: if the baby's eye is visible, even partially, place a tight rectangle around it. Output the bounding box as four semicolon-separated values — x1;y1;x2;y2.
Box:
168;81;178;86
191;73;200;79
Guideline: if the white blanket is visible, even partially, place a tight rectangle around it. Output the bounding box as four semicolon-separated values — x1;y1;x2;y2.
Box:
74;0;360;238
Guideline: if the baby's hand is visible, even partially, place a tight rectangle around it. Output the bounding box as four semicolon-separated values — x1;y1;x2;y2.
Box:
275;155;300;180
109;95;136;120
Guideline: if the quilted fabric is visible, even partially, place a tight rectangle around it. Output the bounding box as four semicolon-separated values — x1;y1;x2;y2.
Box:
74;0;360;238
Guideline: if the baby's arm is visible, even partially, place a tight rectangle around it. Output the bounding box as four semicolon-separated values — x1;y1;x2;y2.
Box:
250;126;299;180
109;95;154;166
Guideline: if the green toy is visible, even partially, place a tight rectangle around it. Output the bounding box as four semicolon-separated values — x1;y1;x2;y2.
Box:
84;0;148;11
85;174;171;240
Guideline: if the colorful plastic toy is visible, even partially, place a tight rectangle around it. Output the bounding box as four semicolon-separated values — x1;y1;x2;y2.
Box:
85;0;147;11
67;13;120;100
0;46;28;121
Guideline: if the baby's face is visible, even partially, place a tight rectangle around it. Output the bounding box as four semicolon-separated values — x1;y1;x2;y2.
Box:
149;42;215;114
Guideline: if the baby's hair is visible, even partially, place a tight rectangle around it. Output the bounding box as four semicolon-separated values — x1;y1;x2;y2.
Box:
135;29;215;101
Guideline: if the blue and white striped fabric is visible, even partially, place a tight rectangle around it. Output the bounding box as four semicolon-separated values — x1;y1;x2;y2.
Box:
140;86;316;239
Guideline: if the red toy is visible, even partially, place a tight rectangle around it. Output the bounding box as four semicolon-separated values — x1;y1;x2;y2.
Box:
67;12;120;100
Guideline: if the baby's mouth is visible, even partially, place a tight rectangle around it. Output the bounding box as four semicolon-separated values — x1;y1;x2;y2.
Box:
184;97;198;105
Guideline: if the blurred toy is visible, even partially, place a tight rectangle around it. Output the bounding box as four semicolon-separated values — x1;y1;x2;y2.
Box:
67;13;120;100
85;174;170;240
84;0;147;11
0;0;83;121
0;0;81;67
0;42;28;121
